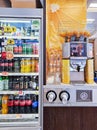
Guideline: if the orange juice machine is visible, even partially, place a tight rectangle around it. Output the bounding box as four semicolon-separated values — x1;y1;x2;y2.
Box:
43;40;97;107
62;42;93;84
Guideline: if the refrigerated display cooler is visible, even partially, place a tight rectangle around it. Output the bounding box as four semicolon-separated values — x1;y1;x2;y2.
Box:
0;8;43;130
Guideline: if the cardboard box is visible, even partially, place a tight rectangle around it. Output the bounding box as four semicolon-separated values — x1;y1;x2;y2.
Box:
10;0;36;8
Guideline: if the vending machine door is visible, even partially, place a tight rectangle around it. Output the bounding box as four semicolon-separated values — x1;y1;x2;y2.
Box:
0;8;43;130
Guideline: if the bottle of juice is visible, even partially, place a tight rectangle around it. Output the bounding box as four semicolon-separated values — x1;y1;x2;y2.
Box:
2;95;8;114
21;58;25;73
31;58;35;72
24;58;30;73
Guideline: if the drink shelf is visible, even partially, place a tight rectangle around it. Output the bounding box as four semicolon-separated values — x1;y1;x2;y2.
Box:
0;35;39;40
70;57;87;60
0;114;39;120
0;90;39;95
0;54;39;58
0;72;39;76
14;54;39;58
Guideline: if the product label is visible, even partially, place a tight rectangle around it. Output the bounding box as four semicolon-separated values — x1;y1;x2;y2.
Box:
6;52;14;60
2;72;8;76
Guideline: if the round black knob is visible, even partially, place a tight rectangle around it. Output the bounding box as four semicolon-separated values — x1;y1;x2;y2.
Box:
46;90;57;103
59;91;70;104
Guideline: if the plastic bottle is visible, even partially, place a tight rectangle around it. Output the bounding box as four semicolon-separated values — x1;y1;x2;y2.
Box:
25;94;32;113
2;95;8;114
8;77;13;90
0;76;3;90
31;59;35;72
19;95;25;113
22;43;26;54
14;95;19;114
4;59;8;72
0;95;2;114
8;95;14;114
23;76;29;90
19;76;24;90
4;76;9;90
8;60;13;72
32;94;38;113
18;45;22;54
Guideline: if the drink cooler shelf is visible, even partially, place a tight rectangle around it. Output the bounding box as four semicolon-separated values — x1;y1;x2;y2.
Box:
0;72;39;76
0;35;39;40
0;54;39;58
0;113;39;120
0;90;39;95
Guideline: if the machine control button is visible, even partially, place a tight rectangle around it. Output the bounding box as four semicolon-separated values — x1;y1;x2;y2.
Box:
59;91;70;104
80;92;88;100
46;90;57;103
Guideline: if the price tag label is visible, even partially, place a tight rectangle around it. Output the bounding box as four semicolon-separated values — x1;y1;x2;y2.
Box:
2;71;9;76
19;91;23;95
35;91;38;95
6;52;14;60
14;92;18;95
16;114;22;118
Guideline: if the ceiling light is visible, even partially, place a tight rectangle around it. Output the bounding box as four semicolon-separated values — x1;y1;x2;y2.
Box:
89;3;97;8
